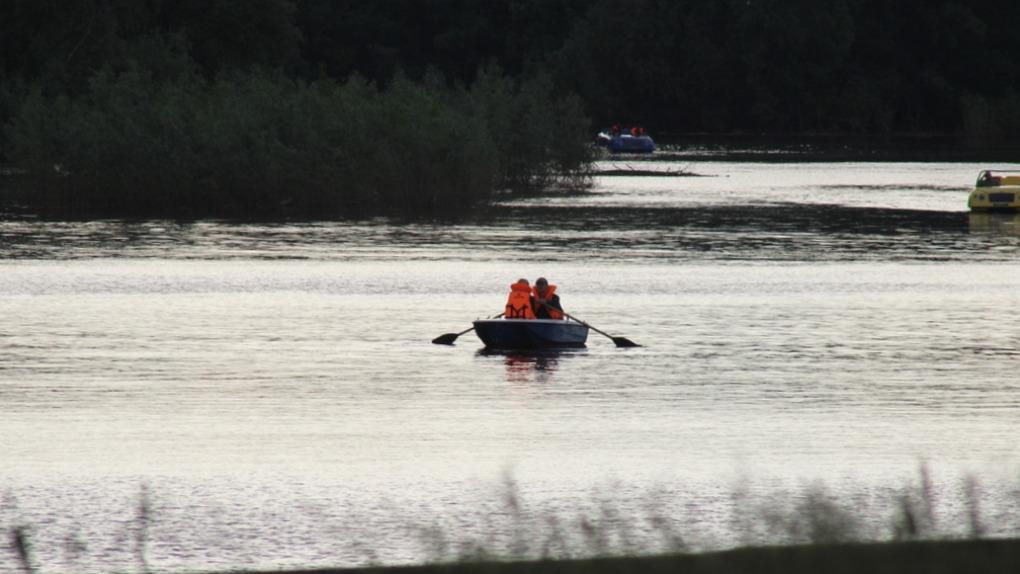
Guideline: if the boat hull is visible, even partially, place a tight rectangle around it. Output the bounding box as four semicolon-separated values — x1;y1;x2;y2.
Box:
608;135;655;154
969;170;1020;211
473;319;589;349
596;131;656;154
969;186;1020;211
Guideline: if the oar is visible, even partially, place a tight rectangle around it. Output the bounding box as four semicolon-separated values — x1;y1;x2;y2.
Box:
432;313;503;345
535;302;639;348
563;311;639;348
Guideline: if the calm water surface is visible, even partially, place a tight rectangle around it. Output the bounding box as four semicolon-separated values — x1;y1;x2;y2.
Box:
2;158;1020;572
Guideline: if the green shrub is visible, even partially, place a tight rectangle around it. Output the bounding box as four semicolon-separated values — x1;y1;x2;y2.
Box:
3;66;590;218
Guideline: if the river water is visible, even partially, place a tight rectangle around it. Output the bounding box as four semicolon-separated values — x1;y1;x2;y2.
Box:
2;154;1020;572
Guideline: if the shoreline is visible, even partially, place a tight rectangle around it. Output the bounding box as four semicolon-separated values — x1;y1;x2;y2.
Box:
228;538;1020;574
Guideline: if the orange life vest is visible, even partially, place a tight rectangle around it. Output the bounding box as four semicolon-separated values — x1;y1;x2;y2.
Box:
532;284;564;320
505;283;536;319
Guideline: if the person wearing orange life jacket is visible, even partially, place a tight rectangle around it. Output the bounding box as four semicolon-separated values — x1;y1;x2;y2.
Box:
531;277;564;320
504;278;536;319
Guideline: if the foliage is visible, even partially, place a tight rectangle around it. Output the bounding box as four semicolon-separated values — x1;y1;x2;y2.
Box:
4;64;589;217
469;67;592;191
5;0;1020;217
0;1;598;217
3;0;1018;139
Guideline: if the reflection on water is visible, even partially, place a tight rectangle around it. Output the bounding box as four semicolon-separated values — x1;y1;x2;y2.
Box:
3;160;1020;263
476;349;585;384
969;212;1020;236
1;205;1019;263
4;158;1020;572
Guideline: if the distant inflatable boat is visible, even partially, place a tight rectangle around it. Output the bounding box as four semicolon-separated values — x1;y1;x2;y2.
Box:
473;318;589;349
596;128;656;154
969;170;1020;211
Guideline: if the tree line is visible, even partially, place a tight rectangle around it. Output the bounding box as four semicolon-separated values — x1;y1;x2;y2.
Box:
0;1;592;217
4;0;1018;135
2;0;1018;216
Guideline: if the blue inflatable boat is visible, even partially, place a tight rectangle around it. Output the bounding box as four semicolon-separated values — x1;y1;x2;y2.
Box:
596;129;656;154
473;319;589;349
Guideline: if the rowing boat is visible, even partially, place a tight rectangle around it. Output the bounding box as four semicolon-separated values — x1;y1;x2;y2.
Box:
473;318;589;349
595;127;656;154
969;170;1020;211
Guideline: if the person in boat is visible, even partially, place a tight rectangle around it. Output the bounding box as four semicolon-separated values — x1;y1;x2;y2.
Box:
505;278;536;319
531;277;564;320
979;171;1001;187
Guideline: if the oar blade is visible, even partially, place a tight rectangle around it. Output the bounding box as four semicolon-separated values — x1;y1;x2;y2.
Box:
612;336;640;348
432;333;459;345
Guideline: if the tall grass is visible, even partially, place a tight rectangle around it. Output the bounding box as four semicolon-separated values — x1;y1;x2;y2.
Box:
9;524;33;574
2;66;592;219
411;467;1020;564
4;468;1019;572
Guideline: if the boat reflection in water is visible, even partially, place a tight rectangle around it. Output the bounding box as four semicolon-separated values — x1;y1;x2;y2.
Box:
968;212;1020;237
475;348;585;384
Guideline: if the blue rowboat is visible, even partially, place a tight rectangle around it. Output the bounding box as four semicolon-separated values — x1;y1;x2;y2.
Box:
595;130;656;154
473;319;589;349
608;134;655;154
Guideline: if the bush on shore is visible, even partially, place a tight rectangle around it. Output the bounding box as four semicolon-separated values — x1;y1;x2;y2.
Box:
2;65;591;218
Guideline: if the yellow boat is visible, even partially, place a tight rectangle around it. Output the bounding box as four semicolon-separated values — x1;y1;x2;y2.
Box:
969;170;1020;211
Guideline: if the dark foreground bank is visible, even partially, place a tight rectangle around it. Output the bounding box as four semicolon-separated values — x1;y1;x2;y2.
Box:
230;539;1020;574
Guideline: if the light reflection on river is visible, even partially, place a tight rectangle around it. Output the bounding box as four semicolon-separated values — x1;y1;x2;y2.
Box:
2;159;1020;572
